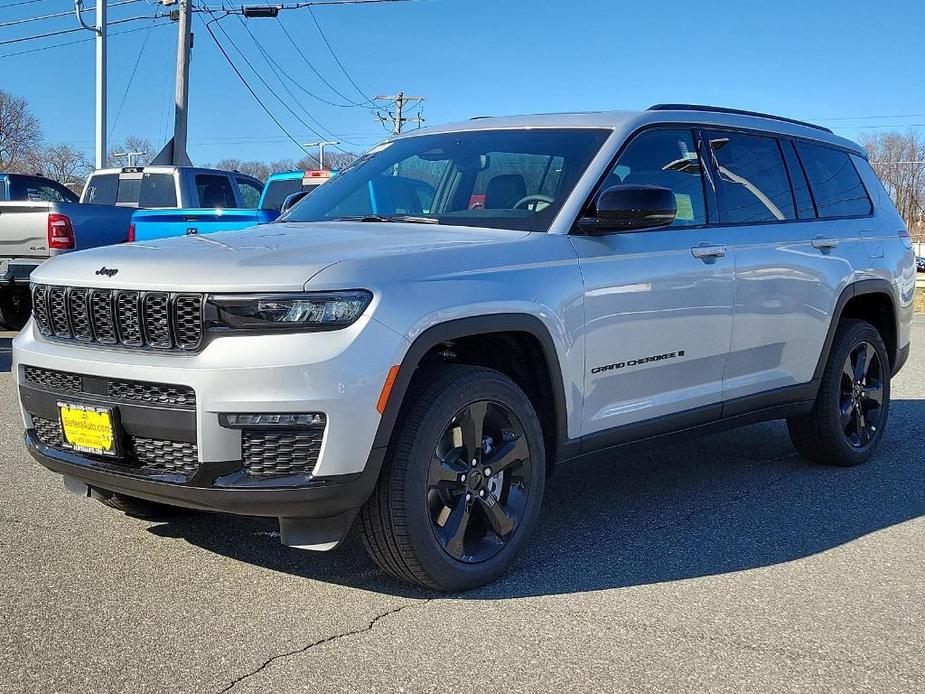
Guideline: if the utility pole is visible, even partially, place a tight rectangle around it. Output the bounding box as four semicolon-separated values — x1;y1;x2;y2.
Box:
171;0;193;166
375;92;425;135
111;151;147;168
74;0;107;169
303;141;340;169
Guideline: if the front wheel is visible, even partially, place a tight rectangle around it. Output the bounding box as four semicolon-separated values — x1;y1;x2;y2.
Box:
0;287;31;331
360;365;546;591
787;319;891;466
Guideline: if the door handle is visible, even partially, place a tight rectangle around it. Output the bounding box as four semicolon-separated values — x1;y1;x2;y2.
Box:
691;243;726;260
811;236;839;250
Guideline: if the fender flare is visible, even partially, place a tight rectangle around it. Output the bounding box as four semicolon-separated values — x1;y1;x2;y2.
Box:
369;314;571;460
812;278;898;380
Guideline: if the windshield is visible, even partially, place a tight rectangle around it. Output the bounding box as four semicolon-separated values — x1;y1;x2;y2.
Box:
282;128;611;231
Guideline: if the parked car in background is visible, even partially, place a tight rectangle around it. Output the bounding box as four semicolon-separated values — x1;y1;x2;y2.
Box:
259;169;334;214
916;256;924;272
87;165;265;243
0;173;135;329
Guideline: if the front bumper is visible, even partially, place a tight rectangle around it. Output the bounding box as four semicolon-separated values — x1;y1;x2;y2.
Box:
0;259;39;285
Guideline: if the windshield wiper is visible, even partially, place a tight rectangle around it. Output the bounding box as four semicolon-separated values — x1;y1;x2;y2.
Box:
334;214;439;224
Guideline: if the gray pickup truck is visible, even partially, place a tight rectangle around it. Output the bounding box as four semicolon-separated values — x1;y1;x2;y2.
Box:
0;173;135;329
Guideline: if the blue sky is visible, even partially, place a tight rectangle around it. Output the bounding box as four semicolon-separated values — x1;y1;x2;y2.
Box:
1;0;924;165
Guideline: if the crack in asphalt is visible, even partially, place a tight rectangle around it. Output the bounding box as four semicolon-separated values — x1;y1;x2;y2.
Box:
216;599;431;693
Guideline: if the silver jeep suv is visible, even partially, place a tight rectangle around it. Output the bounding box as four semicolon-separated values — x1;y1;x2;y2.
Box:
13;105;914;590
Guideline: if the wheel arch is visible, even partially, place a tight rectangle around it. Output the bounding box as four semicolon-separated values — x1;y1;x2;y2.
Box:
370;314;571;472
813;279;900;380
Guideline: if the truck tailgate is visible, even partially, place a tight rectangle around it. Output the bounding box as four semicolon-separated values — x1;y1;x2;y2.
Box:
0;201;53;261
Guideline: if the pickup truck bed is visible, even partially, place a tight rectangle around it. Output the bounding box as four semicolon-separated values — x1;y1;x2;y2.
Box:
130;208;276;242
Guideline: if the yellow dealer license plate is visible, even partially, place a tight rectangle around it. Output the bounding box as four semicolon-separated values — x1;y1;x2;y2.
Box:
58;402;119;457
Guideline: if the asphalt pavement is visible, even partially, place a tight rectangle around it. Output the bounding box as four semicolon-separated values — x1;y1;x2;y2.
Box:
0;324;923;693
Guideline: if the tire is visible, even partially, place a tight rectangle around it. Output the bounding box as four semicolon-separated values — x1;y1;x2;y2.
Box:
359;365;546;591
787;319;891;466
0;287;31;331
100;493;184;520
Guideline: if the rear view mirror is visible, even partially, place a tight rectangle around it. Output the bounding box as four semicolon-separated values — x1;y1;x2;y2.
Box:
280;190;309;215
578;184;677;234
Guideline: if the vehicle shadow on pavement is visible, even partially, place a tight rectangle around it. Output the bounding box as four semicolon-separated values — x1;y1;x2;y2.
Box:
147;399;925;599
0;337;12;372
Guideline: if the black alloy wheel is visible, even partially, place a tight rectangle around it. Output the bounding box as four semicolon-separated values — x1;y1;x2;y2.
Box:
839;341;885;448
427;400;532;563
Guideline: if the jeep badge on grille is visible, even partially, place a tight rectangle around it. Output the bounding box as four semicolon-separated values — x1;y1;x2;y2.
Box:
95;267;119;278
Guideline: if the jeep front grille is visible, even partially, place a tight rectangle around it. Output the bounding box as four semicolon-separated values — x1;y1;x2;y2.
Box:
31;285;204;352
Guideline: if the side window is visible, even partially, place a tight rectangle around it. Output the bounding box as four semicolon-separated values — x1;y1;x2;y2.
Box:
235;177;262;208
137;173;177;208
794;141;872;218
605;128;707;227
780;140;816;219
195;174;237;208
708;131;796;223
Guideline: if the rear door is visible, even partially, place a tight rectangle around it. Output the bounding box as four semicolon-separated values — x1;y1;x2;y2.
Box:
571;127;735;439
705;130;871;405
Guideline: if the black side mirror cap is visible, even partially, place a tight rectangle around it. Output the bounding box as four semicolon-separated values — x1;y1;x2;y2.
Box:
577;184;677;234
280;190;310;215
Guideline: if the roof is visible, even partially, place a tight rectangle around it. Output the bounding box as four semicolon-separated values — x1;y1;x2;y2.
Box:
398;106;864;155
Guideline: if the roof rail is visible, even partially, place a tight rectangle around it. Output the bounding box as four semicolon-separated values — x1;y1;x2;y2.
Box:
647;104;833;134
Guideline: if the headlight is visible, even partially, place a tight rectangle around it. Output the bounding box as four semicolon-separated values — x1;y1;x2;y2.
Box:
210;290;372;331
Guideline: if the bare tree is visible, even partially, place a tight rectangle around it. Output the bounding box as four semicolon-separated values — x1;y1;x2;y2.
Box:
32;144;92;193
107;136;153;167
860;130;925;236
0;90;41;172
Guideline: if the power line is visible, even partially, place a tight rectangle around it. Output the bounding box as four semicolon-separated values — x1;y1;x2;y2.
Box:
110;17;158;136
0;13;161;47
306;4;374;106
0;19;170;58
200;10;311;156
207;11;353;151
0;0;144;29
0;0;57;8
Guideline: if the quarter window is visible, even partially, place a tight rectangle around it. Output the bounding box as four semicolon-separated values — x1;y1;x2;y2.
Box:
708;131;796;223
604;129;707;227
795;141;872;218
195;174;236;208
235;177;263;208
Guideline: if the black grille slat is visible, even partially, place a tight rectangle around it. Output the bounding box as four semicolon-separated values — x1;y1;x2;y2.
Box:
243;430;323;477
68;288;92;341
30;285;205;352
143;293;173;349
32;285;52;336
22;366;196;409
48;287;70;338
116;291;143;347
174;295;203;350
23;366;82;394
90;290;117;344
30;415;198;475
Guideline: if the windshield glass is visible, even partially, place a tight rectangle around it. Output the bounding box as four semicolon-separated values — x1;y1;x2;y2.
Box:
282;128;611;231
261;178;303;212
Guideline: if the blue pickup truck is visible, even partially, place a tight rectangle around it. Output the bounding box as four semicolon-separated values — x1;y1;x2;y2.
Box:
130;169;334;242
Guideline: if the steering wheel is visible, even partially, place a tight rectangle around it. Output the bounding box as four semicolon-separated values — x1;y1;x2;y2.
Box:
512;194;555;212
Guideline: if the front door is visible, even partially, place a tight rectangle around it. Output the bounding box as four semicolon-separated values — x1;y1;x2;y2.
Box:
570;127;735;441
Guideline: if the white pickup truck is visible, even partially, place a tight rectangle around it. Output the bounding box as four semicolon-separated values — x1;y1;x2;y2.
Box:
0;173;135;329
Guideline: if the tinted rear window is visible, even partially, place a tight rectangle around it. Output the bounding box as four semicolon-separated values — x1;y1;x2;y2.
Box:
261;178;303;212
84;173;118;205
138;173;178;208
795;142;872;218
708;131;796;223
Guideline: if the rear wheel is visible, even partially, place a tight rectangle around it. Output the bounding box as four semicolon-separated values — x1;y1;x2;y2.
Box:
0;287;30;331
787;319;891;466
360;365;545;591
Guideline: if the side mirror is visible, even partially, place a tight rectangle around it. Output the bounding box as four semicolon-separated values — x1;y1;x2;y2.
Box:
578;184;677;234
280;190;309;215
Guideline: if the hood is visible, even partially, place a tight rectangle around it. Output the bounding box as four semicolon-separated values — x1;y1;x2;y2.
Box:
30;222;530;292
